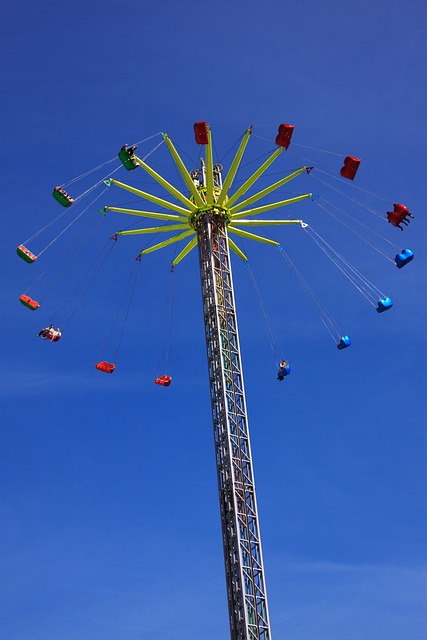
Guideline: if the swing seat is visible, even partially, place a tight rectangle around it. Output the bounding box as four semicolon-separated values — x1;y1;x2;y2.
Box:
337;335;351;350
96;361;115;374
387;204;413;228
118;147;138;170
275;123;294;149
395;248;414;269
155;375;172;386
53;187;74;206
387;210;403;227
194;121;209;145
17;244;37;263
376;297;393;313
19;294;39;310
394;203;411;216
277;364;291;380
340;156;361;180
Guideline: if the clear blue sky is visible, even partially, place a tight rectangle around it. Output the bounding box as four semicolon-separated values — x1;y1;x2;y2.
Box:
1;1;426;639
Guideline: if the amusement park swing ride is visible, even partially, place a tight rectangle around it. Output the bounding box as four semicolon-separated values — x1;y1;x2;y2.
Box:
17;121;414;640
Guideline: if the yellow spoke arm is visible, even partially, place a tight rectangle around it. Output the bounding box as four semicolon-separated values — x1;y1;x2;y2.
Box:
216;128;252;206
138;229;195;256
109;179;191;216
105;206;187;222
228;226;279;247
230;167;307;214
163;134;206;208
132;155;197;211
232;193;312;219
228;237;248;262
205;126;214;203
226;147;284;208
118;223;190;236
172;236;198;266
231;218;303;226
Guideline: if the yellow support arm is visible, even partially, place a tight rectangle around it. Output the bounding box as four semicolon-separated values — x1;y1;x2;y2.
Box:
172;236;198;266
226;147;284;208
163;134;206;208
109;179;191;216
132;155;197;211
229;167;307;214
232;193;312;219
205;126;214;204
117;223;190;236
216;127;252;207
105;206;187;222
231;218;303;226
138;229;195;255
228;226;279;246
228;237;248;262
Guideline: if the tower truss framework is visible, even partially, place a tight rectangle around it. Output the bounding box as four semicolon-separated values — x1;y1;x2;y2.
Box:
198;212;269;640
107;124;312;640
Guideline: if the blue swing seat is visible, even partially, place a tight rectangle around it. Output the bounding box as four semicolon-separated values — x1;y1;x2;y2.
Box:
395;248;414;269
337;335;351;350
277;363;291;380
377;297;393;313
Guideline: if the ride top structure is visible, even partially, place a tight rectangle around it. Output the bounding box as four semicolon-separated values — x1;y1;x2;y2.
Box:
18;120;414;640
104;123;312;640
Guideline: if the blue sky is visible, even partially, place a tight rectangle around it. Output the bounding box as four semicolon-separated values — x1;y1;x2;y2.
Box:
1;1;426;639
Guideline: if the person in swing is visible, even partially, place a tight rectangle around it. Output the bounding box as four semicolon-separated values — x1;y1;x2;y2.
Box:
277;360;290;381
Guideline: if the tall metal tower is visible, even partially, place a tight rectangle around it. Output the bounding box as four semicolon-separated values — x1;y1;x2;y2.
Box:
105;123;311;640
198;205;271;640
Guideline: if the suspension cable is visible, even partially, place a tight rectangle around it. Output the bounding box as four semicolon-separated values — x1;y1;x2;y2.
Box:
53;236;117;328
22;177;113;249
99;259;135;361
292;142;343;157
59;158;120;189
71;165;122;206
39;214;103;304
277;245;343;344
58;132;163;189
157;266;175;375
112;259;142;363
314;199;396;263
309;171;388;219
24;209;103;300
58;137;164;210
245;261;283;365
37;187;109;258
23;206;73;247
289;147;393;206
303;225;386;308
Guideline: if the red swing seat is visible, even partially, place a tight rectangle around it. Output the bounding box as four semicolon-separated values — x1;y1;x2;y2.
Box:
96;361;115;374
340;156;361;180
275;123;294;149
194;122;209;145
19;294;40;310
387;203;413;228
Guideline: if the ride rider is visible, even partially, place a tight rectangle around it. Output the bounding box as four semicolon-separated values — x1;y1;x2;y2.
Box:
277;360;289;381
38;324;54;339
37;324;61;341
51;328;61;342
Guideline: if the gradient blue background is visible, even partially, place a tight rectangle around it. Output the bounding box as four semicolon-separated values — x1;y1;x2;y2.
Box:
1;1;426;639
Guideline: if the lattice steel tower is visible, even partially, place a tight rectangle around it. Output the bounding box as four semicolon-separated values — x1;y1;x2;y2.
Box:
106;122;311;640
